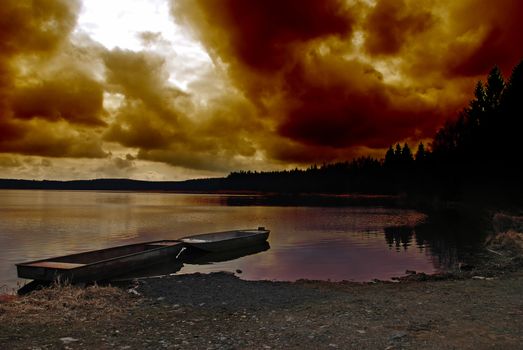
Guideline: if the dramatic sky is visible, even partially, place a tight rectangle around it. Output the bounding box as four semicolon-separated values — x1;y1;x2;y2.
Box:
1;0;522;180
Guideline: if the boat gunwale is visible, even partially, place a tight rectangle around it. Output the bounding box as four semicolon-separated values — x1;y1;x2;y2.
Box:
180;229;270;244
16;240;181;271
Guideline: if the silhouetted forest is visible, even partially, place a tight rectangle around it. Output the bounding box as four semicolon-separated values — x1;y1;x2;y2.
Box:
224;60;523;204
1;60;522;204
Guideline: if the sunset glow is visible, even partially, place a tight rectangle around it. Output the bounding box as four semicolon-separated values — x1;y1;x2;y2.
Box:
1;0;522;180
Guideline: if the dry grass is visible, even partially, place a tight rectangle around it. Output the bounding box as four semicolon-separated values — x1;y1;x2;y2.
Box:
489;213;523;257
0;282;139;324
487;231;523;255
492;213;523;234
0;294;17;303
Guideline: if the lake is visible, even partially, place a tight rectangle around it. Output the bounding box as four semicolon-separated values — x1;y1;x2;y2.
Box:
0;190;486;291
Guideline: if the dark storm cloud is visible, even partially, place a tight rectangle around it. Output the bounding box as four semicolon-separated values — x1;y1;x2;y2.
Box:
363;0;434;56
176;0;354;72
173;0;444;158
2;0;523;178
446;1;523;77
172;0;523;164
276;56;442;149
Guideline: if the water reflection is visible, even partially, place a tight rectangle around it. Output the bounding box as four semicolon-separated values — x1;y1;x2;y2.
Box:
110;243;272;282
383;211;489;270
384;226;414;251
182;242;271;265
0;190;488;289
415;210;489;270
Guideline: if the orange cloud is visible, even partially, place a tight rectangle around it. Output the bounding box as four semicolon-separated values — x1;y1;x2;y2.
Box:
1;0;523;180
0;155;22;168
363;0;434;56
102;49;188;150
0;0;79;56
0;119;107;158
11;71;105;126
0;0;107;159
445;1;523;77
172;0;523;164
102;48;265;172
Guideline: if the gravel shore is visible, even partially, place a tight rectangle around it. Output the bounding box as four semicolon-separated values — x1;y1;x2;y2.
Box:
1;268;522;349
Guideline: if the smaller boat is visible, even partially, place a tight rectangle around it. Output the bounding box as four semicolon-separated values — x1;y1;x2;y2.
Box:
16;240;183;283
180;227;270;252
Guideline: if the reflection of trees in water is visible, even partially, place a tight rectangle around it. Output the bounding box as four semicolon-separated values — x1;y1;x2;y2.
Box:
384;226;413;251
384;210;489;269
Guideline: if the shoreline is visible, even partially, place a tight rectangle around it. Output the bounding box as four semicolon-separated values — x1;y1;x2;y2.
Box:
1;272;522;349
2;215;522;349
2;241;522;349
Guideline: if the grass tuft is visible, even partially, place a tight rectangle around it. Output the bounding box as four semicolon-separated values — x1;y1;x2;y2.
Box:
0;282;139;324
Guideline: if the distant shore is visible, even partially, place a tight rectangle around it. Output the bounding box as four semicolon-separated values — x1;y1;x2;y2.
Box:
0;182;407;208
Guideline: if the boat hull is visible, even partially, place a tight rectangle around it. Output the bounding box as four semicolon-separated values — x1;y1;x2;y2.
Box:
16;241;183;283
180;229;270;252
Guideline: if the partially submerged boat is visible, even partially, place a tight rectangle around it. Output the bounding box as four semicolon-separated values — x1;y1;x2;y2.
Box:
16;240;183;283
180;227;270;252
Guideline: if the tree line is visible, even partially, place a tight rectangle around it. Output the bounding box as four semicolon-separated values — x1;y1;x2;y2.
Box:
1;60;521;204
225;59;523;203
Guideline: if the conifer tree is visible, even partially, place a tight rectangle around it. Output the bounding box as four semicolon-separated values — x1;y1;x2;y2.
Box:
415;142;426;162
485;66;505;112
384;145;395;166
468;81;487;128
401;143;413;163
395;143;402;157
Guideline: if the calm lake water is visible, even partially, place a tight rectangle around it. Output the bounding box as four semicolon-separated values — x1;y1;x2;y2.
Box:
0;190;486;291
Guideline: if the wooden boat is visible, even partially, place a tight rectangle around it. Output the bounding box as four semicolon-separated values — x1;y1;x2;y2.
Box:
180;227;270;252
16;227;270;284
16;240;183;283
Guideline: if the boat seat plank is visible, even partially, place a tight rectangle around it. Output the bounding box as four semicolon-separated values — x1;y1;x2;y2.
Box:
26;262;86;269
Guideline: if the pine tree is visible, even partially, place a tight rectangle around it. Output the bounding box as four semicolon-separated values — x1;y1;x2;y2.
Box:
483;66;505;162
401;143;413;163
384;145;395;167
485;65;505;112
415;142;426;162
395;143;402;157
468;81;487;128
